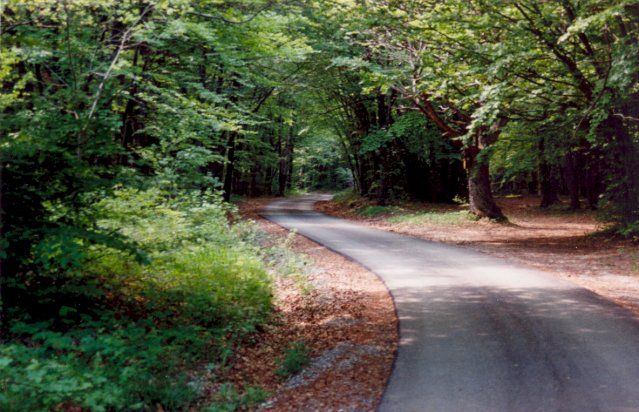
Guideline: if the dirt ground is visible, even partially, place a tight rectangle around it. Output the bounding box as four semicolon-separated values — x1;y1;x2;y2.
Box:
317;195;639;315
226;198;397;411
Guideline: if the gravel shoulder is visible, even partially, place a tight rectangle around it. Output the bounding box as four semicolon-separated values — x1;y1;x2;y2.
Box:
230;197;397;411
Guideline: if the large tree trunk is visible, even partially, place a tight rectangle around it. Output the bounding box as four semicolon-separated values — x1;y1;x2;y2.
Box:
465;145;504;219
463;126;505;219
538;136;560;208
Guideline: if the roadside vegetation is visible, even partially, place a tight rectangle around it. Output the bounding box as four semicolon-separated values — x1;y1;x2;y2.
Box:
0;188;276;410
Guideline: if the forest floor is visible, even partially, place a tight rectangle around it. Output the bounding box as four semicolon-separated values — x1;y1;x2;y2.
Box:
229;198;397;411
317;194;639;315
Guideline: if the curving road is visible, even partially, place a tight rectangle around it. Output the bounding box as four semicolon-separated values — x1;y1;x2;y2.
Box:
262;195;639;412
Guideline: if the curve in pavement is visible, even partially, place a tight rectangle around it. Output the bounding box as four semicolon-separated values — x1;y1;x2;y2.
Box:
262;195;639;412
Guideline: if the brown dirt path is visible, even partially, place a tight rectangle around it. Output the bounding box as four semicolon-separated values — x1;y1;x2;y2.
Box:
317;195;639;315
225;198;397;411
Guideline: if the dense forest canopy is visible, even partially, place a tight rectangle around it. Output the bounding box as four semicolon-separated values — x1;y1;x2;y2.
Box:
0;0;638;408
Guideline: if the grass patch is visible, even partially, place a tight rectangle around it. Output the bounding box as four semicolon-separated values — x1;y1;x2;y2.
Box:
356;205;401;217
285;188;309;197
388;210;473;225
333;191;473;225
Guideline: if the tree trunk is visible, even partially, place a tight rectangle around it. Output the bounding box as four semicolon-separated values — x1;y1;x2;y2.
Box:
463;127;505;220
564;151;581;210
584;151;601;210
605;113;639;224
286;128;294;191
249;166;258;197
119;45;141;163
277;126;291;196
265;131;275;195
538;136;560;208
528;171;539;195
465;145;504;219
222;132;236;202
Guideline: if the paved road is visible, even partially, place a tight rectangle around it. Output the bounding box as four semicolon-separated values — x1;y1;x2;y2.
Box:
263;195;639;412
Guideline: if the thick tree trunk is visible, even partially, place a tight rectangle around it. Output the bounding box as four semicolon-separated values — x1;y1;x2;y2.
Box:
463;126;505;220
538;136;560;208
465;145;504;219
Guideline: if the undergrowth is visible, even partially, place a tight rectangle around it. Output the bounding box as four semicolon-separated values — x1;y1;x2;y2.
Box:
0;188;276;411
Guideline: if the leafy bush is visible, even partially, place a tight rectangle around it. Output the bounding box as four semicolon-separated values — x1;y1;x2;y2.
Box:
0;188;273;410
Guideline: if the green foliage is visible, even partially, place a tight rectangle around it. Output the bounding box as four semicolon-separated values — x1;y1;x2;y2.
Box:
293;129;353;191
0;189;273;410
489;126;538;189
276;342;311;378
0;325;201;411
361;113;458;164
360;129;396;154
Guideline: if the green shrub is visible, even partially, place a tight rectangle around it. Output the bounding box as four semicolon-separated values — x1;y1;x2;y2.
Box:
276;342;311;377
0;325;201;411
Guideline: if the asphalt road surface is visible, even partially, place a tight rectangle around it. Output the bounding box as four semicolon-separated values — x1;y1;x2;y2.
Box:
262;195;639;412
